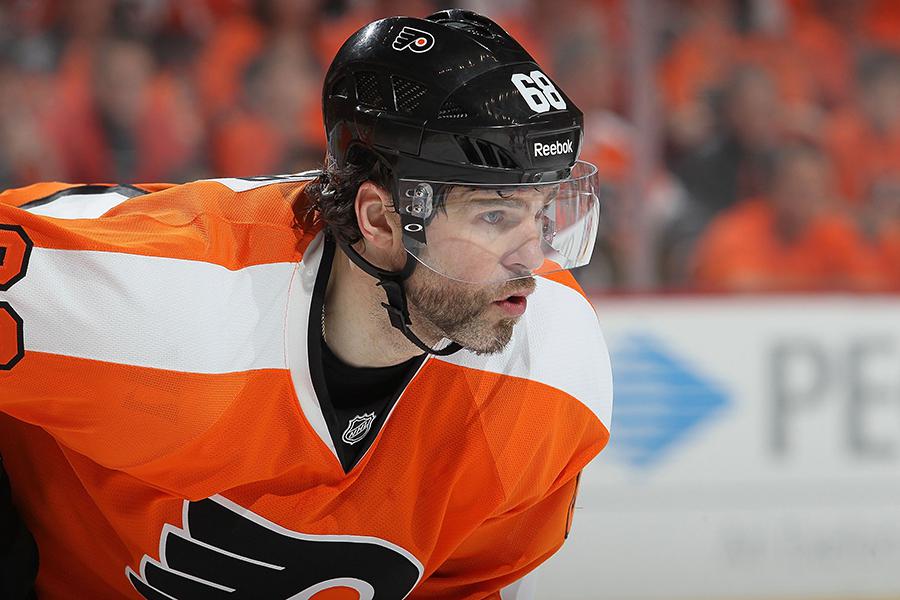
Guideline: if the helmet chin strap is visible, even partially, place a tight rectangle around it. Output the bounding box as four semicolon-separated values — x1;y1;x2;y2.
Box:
333;235;463;357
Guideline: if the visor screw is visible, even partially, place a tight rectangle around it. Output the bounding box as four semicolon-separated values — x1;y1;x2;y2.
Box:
409;183;433;217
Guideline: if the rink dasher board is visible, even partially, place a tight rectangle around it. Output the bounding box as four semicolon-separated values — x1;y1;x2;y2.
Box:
540;295;900;600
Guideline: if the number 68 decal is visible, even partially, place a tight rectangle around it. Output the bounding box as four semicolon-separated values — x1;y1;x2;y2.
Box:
0;224;32;370
511;70;566;113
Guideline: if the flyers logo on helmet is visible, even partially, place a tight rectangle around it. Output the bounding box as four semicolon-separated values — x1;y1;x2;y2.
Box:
393;26;435;53
127;495;422;599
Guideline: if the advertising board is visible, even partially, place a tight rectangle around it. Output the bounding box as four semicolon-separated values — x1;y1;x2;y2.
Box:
542;296;900;600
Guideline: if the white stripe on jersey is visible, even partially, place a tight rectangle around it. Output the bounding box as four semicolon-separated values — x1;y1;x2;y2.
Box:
205;171;319;193
435;276;613;430
6;247;296;373
23;191;132;220
284;233;336;456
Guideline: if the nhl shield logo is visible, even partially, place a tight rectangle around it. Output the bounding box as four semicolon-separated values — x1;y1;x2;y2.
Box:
342;412;376;445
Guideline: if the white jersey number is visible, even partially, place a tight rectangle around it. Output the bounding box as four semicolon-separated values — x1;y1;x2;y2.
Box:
511;71;566;113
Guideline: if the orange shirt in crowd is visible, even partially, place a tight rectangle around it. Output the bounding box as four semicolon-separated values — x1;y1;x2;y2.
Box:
785;0;854;107
193;12;266;121
861;0;900;53
874;222;900;287
658;15;817;112
211;104;324;177
824;108;900;205
692;197;889;291
43;74;200;184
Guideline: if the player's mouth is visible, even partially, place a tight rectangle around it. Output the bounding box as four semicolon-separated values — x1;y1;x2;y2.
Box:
492;293;530;317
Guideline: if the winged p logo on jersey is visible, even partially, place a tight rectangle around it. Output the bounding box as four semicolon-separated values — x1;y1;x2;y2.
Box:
127;495;422;599
392;26;435;53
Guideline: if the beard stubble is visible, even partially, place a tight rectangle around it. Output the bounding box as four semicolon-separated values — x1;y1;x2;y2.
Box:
405;269;537;355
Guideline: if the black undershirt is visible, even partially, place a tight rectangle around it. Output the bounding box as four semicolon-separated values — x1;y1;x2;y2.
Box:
320;339;421;412
310;236;426;473
320;336;422;468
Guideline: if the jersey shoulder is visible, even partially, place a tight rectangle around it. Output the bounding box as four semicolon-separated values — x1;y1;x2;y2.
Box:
0;172;321;268
430;272;612;507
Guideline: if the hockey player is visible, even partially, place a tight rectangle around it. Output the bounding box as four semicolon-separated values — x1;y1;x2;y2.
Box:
0;9;612;599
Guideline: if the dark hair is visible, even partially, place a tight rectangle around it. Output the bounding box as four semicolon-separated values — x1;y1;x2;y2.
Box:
294;146;393;245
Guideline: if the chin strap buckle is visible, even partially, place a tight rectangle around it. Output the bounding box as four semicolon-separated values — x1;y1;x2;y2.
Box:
378;279;462;357
377;279;411;330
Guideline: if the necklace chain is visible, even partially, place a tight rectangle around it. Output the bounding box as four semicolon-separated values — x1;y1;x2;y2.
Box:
320;303;327;343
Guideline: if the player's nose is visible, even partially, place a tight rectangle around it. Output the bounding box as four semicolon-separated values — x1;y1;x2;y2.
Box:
503;225;544;274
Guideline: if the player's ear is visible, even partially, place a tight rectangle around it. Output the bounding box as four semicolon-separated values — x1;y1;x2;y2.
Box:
355;181;401;251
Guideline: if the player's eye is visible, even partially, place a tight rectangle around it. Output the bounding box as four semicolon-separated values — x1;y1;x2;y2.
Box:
481;210;505;225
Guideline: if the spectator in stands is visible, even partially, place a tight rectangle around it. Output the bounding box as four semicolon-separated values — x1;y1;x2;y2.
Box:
0;54;65;188
0;0;895;291
674;65;782;225
783;0;855;109
860;175;900;289
47;36;205;183
211;38;323;176
659;0;739;153
549;4;628;288
824;51;900;204
194;0;337;126
691;144;884;292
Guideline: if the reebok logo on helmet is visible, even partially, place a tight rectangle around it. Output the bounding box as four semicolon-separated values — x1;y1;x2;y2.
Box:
533;139;574;157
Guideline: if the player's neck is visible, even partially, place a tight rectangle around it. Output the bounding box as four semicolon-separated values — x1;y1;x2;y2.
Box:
323;248;434;368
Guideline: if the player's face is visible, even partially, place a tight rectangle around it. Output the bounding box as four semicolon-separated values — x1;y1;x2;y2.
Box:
410;186;553;284
404;263;536;355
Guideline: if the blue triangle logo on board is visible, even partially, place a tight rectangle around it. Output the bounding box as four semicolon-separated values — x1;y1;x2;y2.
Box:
608;333;730;469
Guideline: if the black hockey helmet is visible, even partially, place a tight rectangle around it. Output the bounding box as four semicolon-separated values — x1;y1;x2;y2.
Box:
319;9;600;356
322;9;584;185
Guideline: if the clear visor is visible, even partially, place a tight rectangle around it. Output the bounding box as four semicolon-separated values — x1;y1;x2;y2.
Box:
396;160;600;284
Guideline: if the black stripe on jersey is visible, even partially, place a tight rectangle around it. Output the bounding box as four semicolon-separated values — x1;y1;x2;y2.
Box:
18;184;149;211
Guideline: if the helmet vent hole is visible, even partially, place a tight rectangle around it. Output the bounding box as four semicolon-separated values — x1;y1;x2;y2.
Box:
332;76;354;99
437;99;468;120
391;76;428;113
494;147;518;169
455;136;485;166
356;71;386;108
454;136;518;169
476;140;499;166
476;139;516;168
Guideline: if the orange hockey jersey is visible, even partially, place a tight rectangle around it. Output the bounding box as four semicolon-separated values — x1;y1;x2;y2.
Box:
0;173;612;599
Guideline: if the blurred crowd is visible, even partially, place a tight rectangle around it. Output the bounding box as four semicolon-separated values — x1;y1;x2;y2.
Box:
0;0;898;292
